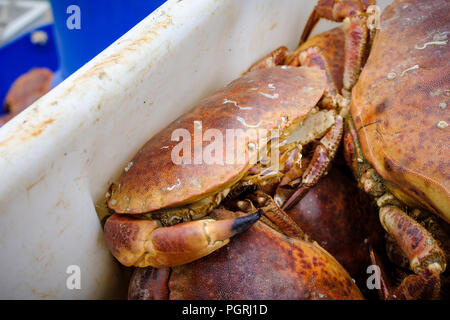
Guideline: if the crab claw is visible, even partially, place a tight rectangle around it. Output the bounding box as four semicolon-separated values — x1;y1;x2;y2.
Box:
103;210;263;268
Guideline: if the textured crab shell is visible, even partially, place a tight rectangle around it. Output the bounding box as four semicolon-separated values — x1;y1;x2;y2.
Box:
351;0;450;221
128;209;363;300
108;66;326;214
288;27;345;92
285;166;384;292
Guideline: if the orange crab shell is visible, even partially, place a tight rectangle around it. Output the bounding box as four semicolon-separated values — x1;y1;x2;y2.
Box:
128;209;364;300
108;66;327;214
287;27;345;93
285;166;383;286
351;0;450;221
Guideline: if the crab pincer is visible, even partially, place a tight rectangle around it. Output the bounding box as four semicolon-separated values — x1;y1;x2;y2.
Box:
104;210;262;268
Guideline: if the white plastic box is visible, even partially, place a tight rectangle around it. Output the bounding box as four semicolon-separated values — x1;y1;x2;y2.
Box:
0;0;391;299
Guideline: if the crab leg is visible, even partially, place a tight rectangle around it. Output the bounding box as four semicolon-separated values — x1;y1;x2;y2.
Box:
379;206;446;275
299;1;374;99
273;155;310;208
392;269;441;300
299;8;321;46
282;115;343;210
369;206;445;300
299;0;375;45
251;191;305;240
342;15;370;96
104;210;262;268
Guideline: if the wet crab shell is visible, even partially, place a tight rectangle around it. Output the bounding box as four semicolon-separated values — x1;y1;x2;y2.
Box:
285;166;384;290
286;27;345;93
351;0;450;220
108;66;327;214
128;209;363;300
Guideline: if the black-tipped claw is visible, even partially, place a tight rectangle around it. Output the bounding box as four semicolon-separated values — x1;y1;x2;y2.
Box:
231;209;263;234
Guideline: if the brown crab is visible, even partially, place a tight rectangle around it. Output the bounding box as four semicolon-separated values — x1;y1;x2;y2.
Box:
127;206;363;300
283;0;449;299
0;68;53;126
103;63;346;268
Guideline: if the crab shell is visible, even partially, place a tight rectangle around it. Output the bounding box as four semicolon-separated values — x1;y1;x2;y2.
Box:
286;27;345;93
285;166;384;290
351;0;450;221
128;209;363;300
0;68;53;126
108;66;327;215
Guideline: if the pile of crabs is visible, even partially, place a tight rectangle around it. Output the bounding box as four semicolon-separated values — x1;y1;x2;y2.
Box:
101;0;449;300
